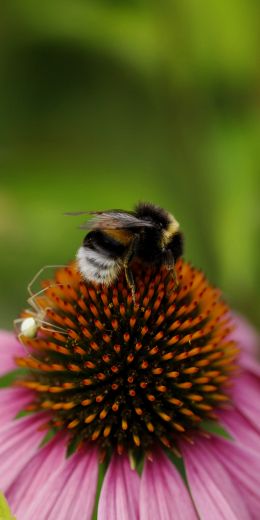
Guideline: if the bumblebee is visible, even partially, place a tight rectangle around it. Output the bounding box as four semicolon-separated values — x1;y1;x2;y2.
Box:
70;203;183;297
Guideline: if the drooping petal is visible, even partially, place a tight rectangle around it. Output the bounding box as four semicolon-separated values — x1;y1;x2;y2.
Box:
231;315;260;377
0;387;31;427
182;438;250;520
232;372;260;433
240;356;260;378
0;413;46;491
206;437;260;519
9;440;98;520
7;434;67;514
140;449;197;520
232;314;259;356
0;331;24;375
98;454;140;520
41;447;98;520
219;408;260;453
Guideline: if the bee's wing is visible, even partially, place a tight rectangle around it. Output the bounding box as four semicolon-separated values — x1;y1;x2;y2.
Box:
65;210;154;230
65;209;130;217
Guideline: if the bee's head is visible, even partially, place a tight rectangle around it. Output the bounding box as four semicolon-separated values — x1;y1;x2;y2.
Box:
135;202;180;245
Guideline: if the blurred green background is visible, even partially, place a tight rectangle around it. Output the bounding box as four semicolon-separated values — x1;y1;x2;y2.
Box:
0;0;259;330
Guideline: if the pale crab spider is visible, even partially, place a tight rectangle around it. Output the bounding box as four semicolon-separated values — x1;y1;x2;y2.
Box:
14;265;69;343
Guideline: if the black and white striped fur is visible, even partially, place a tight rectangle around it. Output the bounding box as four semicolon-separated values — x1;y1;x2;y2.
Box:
77;231;125;285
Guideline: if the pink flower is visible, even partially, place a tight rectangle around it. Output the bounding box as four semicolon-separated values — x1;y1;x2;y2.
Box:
0;262;260;519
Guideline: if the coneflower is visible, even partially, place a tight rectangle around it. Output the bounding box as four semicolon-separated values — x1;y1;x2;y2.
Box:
0;260;259;519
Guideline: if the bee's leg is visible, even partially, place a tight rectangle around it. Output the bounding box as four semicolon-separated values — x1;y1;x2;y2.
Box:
124;266;136;304
171;265;178;289
123;236;139;304
163;250;178;289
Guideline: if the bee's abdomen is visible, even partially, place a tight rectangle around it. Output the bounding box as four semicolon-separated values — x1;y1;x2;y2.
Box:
77;230;126;285
83;230;127;258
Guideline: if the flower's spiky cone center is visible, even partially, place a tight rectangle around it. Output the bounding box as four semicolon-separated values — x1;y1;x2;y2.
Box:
16;260;238;456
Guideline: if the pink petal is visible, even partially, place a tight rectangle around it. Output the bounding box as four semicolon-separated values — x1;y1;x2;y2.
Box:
231;372;260;433
219;408;260;452
140;449;196;520
231;314;259;356
0;413;46;491
231;315;260;377
207;437;260;519
98;454;140;520
7;434;67;513
0;331;24;375
44;447;98;520
0;387;31;427
182;438;250;519
240;355;260;378
9;440;98;520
